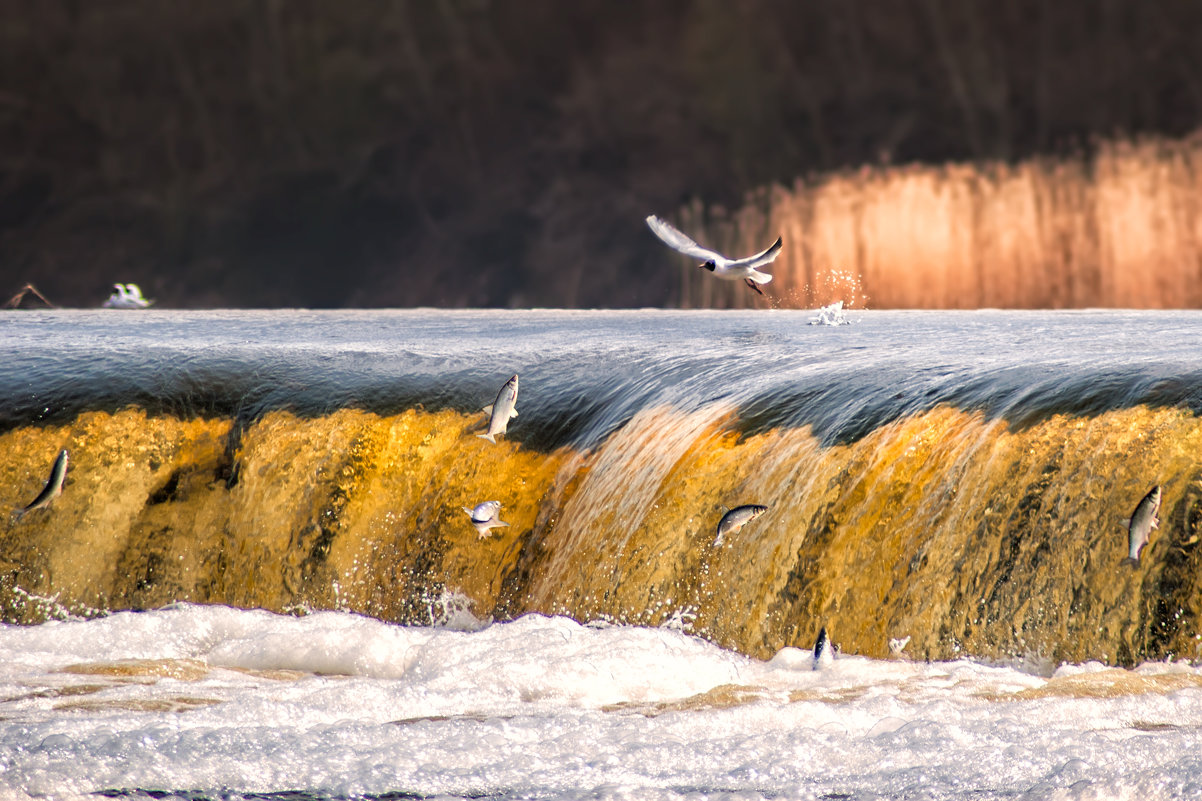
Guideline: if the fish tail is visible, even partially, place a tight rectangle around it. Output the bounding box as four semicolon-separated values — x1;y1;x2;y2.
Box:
476;433;496;444
1121;556;1140;567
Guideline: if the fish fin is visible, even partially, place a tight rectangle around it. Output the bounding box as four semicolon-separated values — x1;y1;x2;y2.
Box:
1118;518;1131;528
476;433;496;444
813;626;832;669
461;507;473;516
713;534;724;547
496;520;510;528
482;404;494;415
509;408;519;418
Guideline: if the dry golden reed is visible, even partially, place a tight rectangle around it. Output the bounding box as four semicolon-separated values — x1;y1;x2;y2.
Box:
675;134;1202;309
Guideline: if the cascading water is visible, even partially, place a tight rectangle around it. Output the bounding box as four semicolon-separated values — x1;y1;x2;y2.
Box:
6;308;1202;799
3;309;1201;665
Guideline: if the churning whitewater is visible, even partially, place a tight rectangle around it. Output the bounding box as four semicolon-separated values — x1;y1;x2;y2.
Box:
3;308;1202;797
5;603;1202;800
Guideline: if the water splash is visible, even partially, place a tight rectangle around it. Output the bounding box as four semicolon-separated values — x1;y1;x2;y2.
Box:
809;300;852;326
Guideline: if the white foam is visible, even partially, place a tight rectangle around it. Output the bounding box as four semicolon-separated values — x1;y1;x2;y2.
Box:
809;300;852;326
3;605;1202;799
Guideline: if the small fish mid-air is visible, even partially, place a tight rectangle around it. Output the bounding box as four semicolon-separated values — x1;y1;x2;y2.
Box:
713;504;768;546
812;626;835;670
645;215;782;296
478;375;519;444
13;449;69;522
1121;484;1161;565
462;501;509;538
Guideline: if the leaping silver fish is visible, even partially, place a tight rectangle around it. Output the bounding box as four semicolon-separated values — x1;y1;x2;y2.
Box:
478;375;519;444
1121;485;1161;565
462;500;509;538
645;215;782;296
713;504;768;546
13;449;68;522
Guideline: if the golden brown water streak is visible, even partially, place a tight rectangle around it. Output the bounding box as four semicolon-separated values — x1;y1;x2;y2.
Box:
3;404;1202;666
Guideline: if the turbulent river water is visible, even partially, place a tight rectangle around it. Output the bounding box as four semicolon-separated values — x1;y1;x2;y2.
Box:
3;308;1202;799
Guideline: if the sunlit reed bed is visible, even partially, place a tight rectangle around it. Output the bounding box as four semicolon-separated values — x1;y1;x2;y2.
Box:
676;134;1202;310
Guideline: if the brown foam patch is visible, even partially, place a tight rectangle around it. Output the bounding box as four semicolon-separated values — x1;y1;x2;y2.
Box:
222;666;309;681
0;683;108;703
787;685;871;704
390;712;511;726
980;669;1202;700
603;683;769;717
58;658;210;681
53;695;221;713
1130;720;1180;731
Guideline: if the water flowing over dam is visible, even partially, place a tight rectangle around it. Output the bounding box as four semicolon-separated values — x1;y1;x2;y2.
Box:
3;309;1202;667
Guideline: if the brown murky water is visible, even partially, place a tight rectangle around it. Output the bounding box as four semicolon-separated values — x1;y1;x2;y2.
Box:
3;399;1201;667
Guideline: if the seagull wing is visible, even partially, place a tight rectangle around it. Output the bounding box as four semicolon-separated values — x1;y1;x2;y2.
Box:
645;216;724;261
729;236;783;270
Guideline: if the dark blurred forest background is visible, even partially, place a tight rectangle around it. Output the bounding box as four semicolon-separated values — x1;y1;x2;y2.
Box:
2;0;1201;308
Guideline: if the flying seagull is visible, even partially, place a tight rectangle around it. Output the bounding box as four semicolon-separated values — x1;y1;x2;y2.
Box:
645;215;782;296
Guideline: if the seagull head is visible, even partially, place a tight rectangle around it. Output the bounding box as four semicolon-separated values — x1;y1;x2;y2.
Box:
699;261;716;272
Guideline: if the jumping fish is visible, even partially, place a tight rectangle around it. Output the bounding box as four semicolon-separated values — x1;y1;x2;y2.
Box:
13;449;68;522
462;500;509;538
1121;484;1161;565
478;375;518;444
812;626;835;670
713;504;768;546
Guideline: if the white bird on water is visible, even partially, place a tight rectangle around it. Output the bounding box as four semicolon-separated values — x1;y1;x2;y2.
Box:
645;215;782;296
102;283;153;309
